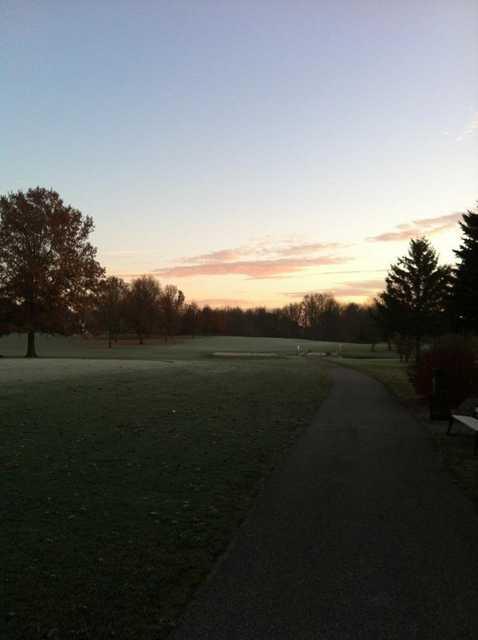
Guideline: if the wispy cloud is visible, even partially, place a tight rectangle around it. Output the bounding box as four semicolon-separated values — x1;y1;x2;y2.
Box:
271;242;345;257
160;239;350;279
317;268;387;276
328;279;385;297
285;279;385;300
180;240;345;264
367;212;462;242
183;247;250;264
456;111;478;142
155;255;350;280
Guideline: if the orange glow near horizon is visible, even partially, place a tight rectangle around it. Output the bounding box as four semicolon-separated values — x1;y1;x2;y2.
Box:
101;209;472;309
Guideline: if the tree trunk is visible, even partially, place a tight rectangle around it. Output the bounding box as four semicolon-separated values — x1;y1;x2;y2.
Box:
26;331;37;358
415;336;421;363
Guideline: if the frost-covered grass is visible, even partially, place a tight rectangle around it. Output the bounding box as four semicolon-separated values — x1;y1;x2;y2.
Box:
1;345;329;639
0;357;176;387
0;332;393;360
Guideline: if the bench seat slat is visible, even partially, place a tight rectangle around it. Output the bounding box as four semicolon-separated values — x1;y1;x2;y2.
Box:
451;415;478;432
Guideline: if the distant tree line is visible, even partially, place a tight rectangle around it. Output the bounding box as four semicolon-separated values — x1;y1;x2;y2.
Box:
178;296;379;344
88;275;185;346
1;187;477;358
85;284;380;345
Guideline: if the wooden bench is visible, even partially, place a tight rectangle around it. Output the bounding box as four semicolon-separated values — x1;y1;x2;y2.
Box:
447;414;478;455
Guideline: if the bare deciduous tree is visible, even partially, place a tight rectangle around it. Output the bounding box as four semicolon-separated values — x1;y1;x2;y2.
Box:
96;276;129;347
159;284;185;341
125;276;161;344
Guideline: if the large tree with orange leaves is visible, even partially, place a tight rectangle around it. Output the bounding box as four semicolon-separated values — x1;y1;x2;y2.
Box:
0;187;104;357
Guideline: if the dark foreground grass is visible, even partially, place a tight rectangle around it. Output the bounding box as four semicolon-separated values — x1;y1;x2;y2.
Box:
427;420;478;511
1;356;329;639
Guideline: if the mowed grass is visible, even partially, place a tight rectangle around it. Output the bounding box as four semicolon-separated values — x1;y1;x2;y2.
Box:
0;332;393;360
1;335;330;639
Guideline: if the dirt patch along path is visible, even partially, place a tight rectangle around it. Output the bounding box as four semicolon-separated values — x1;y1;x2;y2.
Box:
171;365;478;639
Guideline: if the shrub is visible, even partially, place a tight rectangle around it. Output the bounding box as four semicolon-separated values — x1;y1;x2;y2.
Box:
411;336;477;408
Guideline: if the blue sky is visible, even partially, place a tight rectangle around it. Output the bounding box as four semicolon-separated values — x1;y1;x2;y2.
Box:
2;1;477;306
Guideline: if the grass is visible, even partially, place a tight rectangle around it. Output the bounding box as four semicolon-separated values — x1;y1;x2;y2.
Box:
427;420;478;510
1;335;330;639
7;333;473;637
0;332;393;360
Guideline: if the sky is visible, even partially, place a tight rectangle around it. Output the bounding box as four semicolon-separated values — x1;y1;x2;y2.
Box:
2;0;477;308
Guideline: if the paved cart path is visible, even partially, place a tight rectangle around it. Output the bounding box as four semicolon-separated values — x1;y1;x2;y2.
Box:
171;365;478;639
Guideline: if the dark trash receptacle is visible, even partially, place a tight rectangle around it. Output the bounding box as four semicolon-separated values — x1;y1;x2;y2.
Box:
430;368;450;420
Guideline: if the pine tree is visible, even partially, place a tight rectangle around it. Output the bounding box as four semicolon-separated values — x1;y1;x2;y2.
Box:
376;238;452;361
453;206;478;334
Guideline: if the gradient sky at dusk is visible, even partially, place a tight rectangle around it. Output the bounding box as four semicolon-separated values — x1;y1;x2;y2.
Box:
2;1;477;307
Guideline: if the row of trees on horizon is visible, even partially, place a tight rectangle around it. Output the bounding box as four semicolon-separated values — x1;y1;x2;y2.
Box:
89;277;380;346
0;187;477;357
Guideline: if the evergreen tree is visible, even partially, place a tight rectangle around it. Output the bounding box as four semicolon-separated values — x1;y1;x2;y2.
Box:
376;238;452;361
453;206;478;334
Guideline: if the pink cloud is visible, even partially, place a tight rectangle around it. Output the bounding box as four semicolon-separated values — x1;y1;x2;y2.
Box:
273;241;345;257
155;255;350;280
412;212;462;228
285;278;385;299
183;247;247;264
180;240;345;264
367;212;462;242
328;279;385;298
316;268;387;276
368;230;417;242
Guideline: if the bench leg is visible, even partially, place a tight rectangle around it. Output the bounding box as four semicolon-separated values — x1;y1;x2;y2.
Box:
447;416;453;435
